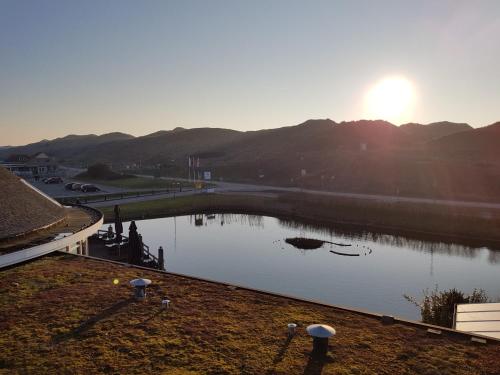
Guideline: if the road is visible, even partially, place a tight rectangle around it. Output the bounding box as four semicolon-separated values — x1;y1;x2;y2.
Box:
30;179;127;198
31;167;500;210
150;176;500;210
85;174;500;210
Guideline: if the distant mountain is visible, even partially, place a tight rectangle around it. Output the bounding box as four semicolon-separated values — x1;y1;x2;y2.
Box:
429;121;500;161
75;127;245;165
3;120;499;201
400;121;472;141
0;132;134;161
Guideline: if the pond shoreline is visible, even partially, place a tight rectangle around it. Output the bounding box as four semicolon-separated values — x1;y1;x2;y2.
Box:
99;193;500;249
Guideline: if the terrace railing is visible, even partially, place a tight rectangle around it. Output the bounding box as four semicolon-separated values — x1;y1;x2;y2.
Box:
96;229;160;269
57;188;195;205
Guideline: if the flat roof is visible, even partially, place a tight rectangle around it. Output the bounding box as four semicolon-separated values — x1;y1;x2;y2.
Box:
0;254;498;374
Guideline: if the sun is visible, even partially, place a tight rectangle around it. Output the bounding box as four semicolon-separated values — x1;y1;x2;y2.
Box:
363;76;416;124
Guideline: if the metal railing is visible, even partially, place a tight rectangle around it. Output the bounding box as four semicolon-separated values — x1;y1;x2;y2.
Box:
57;188;195;205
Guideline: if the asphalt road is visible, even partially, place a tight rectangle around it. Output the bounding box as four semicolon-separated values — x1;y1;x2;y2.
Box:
154;176;500;210
30;179;126;198
31;168;500;210
94;174;500;210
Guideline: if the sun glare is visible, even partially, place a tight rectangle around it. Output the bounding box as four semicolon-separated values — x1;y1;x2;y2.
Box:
363;76;416;124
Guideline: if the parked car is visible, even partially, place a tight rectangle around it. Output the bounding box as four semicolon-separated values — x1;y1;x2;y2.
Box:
45;177;63;184
81;184;100;193
71;183;83;191
65;182;75;190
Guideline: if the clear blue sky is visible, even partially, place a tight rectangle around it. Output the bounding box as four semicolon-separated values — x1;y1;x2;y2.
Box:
1;0;499;145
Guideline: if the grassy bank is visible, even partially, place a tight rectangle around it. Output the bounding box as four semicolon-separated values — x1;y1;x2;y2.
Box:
58;189;177;205
99;194;269;221
98;192;500;245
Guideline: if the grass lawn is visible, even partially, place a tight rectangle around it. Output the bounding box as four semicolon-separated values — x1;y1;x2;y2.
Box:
99;194;253;221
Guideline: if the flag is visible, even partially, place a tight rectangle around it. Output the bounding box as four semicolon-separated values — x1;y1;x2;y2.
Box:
188;156;192;167
197;157;200;168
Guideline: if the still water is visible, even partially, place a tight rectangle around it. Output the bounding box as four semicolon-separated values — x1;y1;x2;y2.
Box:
112;214;500;320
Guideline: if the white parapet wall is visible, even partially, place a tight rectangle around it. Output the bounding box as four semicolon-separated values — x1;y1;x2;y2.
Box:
455;303;500;340
0;208;103;269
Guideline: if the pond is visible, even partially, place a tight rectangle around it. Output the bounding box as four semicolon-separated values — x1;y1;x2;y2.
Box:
108;213;500;320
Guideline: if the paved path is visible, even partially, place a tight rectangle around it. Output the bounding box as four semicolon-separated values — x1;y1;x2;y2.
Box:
153;176;500;210
85;174;500;210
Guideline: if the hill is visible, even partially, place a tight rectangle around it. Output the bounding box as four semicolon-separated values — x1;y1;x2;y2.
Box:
400;121;472;141
0;132;134;161
75;127;245;165
3;119;500;201
429;122;500;161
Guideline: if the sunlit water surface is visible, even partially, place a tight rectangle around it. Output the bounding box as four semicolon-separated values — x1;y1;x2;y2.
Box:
104;214;500;320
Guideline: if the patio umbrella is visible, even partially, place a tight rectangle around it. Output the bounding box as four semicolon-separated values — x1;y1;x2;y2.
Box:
114;205;123;244
128;221;142;265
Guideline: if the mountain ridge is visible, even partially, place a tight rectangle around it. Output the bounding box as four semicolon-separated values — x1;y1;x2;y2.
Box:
2;119;499;201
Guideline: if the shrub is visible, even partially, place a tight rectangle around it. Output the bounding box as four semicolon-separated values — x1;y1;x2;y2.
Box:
78;163;133;180
404;287;489;328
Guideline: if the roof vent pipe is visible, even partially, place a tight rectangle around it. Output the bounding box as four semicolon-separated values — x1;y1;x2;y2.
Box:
129;278;151;301
162;299;170;309
306;324;336;357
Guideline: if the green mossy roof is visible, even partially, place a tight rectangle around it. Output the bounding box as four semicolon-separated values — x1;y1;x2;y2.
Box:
0;254;498;374
0;167;65;239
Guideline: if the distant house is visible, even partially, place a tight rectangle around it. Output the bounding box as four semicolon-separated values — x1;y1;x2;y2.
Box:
1;152;59;178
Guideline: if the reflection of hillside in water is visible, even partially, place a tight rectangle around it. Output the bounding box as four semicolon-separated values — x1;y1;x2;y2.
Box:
189;213;264;228
278;218;500;264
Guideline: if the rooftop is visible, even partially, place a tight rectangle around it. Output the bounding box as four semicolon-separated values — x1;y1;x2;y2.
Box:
0;206;100;255
0;166;65;239
0;254;498;374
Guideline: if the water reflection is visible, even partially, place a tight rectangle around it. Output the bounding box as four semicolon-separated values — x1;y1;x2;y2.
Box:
278;217;499;263
108;213;500;320
190;213;265;228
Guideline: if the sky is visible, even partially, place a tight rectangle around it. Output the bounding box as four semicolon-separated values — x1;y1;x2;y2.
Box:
1;0;499;145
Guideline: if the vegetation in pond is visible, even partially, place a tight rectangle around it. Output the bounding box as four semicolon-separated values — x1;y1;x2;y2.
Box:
329;250;360;257
285;237;354;250
285;237;325;250
285;237;360;255
404;287;490;328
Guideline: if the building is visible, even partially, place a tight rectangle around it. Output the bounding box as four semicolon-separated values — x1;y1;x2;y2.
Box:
1;152;59;179
0;166;102;267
